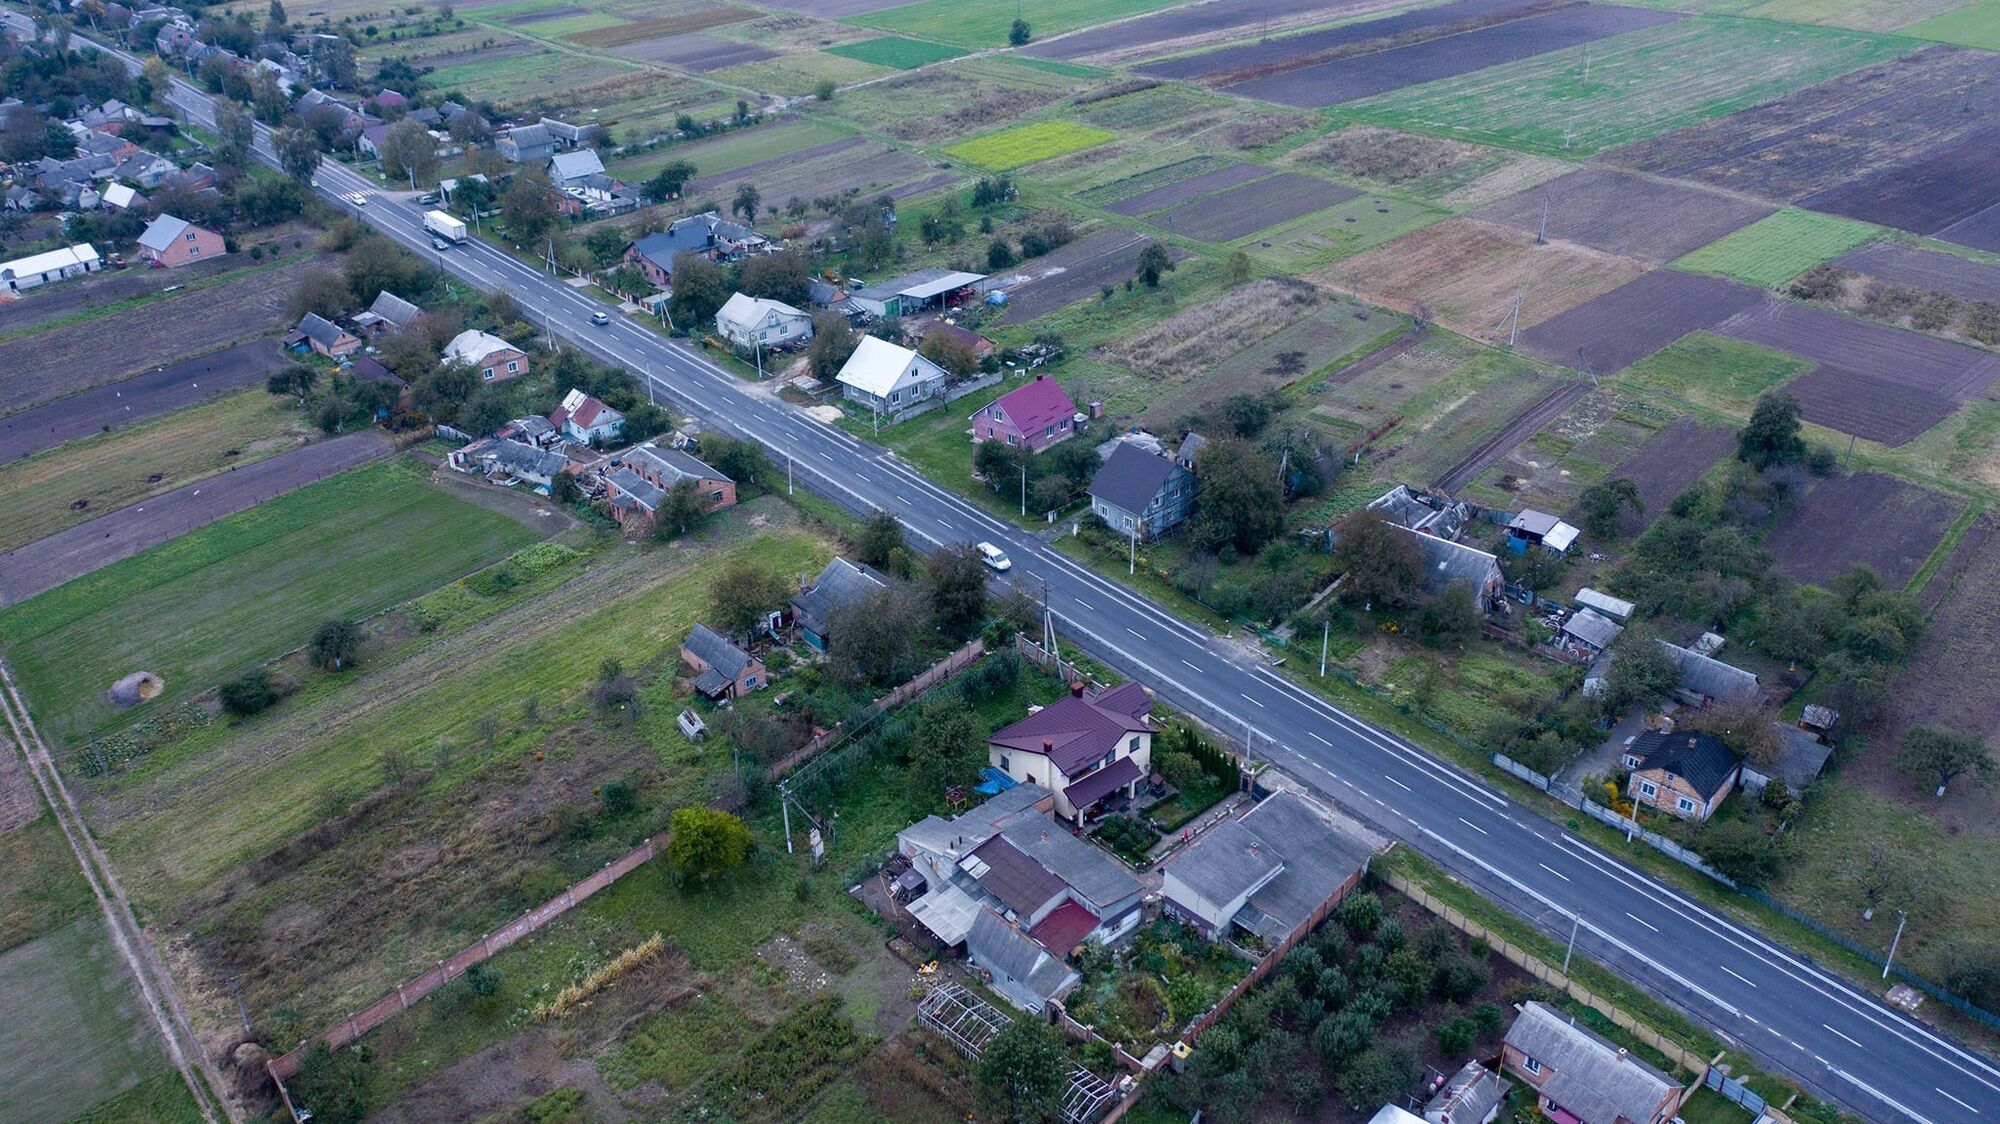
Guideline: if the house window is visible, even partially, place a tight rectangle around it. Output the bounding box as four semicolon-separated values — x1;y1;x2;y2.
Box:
710;490;724;503
1622;754;1641;770
1523;1056;1542;1075
189;245;200;255
1128;736;1140;751
1000;755;1010;774
1638;780;1658;799
482;368;495;380
185;231;196;241
1677;796;1697;814
507;360;520;373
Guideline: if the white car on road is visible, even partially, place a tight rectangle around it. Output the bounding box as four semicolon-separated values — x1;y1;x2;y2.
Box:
976;542;1011;571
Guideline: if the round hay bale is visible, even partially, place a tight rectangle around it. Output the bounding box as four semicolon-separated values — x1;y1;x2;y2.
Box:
106;672;164;708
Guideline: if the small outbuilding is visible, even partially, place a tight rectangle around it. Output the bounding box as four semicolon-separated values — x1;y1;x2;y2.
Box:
680;622;766;700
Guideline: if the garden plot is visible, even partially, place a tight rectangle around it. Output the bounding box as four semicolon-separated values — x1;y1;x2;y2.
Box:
1938;204;2000;255
1150;172;1356;242
1763;472;1962;588
1474;168;1773;263
1074;83;1233;132
610;32;778;70
1025;0;1369;64
849;0;1191;49
1604;46;2000;203
689;138;939;204
1876;514;2000;763
1672;208;1881;289
1252;190;1452;273
612;118;851;181
1101;163;1266;216
1285;125;1569;206
1832;242;2000;303
1141;0;1552;82
825;35;965;68
1903;0;2000;47
1802;125;2000;239
1780;366;1959;446
1308;331;1533;445
1463;390;1650;513
1744;0;1967;32
1223;5;1681;108
563;7;755;46
0;920;174;1123
1345;16;1911;156
1074;154;1243;208
1716;298;2000;402
1596;417;1737;533
1375;368;1562;487
1618;332;1808;416
1331;217;1645;341
836;60;1091;144
946;121;1115;172
991;229;1187;321
1518;269;1766;373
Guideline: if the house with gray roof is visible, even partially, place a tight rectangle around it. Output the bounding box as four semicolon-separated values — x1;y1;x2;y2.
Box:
1739;724;1832;797
966;907;1078;1013
1392;525;1503;611
680;622;765;700
1161;791;1374;945
447;436;567;492
790;557;889;651
496;121;553;163
616;442;734;520
1089;441;1194;541
548;148;604;186
1502;1001;1686;1124
1654;640;1758;706
1423;1060;1509;1124
293;312;359;358
623;212;769;288
847;267;985;318
1368;484;1472;540
354;289;422;337
604;467;665;525
1560;608;1623;657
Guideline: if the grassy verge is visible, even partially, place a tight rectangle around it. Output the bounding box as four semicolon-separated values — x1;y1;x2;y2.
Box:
1907;501;1985;594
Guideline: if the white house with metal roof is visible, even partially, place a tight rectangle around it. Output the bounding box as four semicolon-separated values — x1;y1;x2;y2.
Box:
0;243;100;291
834;336;948;419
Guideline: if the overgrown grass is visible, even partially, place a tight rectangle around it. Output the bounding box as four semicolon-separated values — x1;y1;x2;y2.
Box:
945;121;1116;171
0;458;541;741
824;36;966;70
1903;0;2000;48
609;118;855;181
1673;209;1882;288
0;919;177;1123
1619;332;1811;415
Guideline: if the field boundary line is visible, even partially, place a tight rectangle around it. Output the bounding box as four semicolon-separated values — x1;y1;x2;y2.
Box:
0;659;231;1123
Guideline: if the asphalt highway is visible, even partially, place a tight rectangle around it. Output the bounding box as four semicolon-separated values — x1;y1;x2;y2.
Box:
127;51;2000;1123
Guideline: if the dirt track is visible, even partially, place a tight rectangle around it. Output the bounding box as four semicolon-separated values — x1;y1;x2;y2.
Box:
0;340;289;463
1432;379;1587;493
0;430;393;605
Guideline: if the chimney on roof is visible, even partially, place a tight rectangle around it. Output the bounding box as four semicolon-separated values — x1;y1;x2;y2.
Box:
1249;840;1260;857
1616;1048;1629;1063
1070;681;1085;699
1043;737;1054;754
1040;830;1050;843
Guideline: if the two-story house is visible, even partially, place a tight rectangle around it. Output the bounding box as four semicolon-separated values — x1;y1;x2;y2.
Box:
1502;1001;1686;1124
550;388;624;444
986;681;1154;825
971;374;1077;452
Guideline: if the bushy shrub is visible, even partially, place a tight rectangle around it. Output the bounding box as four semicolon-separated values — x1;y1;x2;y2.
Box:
220;668;278;715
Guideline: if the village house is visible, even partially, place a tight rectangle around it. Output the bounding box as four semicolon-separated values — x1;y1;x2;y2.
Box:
497;414;558;448
1088;441;1195;541
714;292;812;350
0;243;100;291
972;374;1077;452
1175;431;1207;470
924;320;995;361
680;622;766;701
1654;640;1759;707
443;329;529;382
623;212;769;289
790;557;889;651
1160;791;1374;947
136;214;226;268
448;437;567;493
358;290;423;336
1622;729;1740;821
551;388;623;444
1368;483;1474;540
603;443;734;527
495;121;554;164
1739;723;1832;797
548;148;604;187
986;681;1154;825
1393;525;1505;612
1502;1001;1686;1124
834;336;950;419
100;182;143;213
293;312;360;359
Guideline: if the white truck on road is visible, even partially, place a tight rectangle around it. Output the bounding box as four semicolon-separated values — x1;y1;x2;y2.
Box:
423;210;468;245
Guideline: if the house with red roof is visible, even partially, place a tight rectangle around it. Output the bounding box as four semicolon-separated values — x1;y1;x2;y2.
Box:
986;680;1154;825
550;387;624;444
971;373;1078;453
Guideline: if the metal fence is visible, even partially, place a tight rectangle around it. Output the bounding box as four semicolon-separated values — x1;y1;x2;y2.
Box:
1706;1065;1768;1115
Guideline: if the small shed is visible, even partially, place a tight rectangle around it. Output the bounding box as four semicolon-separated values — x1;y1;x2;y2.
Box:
1574;587;1635;622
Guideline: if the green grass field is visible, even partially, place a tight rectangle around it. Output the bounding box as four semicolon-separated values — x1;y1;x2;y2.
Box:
424;50;628;109
609;117;854;181
0;391;306;555
1673;208;1882;288
1344;17;1913;156
0;459;540;741
1619;331;1811;414
850;0;1185;48
824;35;965;69
945;121;1116;171
1903;0;2000;46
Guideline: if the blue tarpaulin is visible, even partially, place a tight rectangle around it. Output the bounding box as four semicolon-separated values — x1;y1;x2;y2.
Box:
972;766;1018;795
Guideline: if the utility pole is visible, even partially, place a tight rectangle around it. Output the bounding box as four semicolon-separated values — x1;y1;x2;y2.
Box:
1563;912;1580;976
781;783;793;854
1883;909;1909;979
1320;619;1330;677
1536;195;1550;245
787;438;794;495
1842;432;1857;471
1020;459;1027;517
1129;519;1139;575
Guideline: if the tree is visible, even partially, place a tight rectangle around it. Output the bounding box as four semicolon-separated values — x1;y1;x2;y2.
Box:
643;159;696;203
377;118;439;187
213;98;254;165
220;669;278;716
1680;698;1783;767
666;806;751;884
919;330;979;377
1701;819;1779;886
815;78;837;101
651;479;709;538
739;250;810;307
732;181;760;223
907;695;984;798
501;168;557;244
274;126;323;184
710;561;790;637
1343;1042;1419;1109
1842;840;1908;922
987;239;1015;270
1899;725;1992;798
308;618;363;671
463;961;501;998
1738;392;1806;470
1313;1010;1373;1069
453;174;496;217
1008;17;1033;45
289;1043;371;1124
1331;508;1422;608
974;438;1029;497
1577;476;1643;538
267;364;318;402
926;543;989;639
1136;241;1175;288
1417;583;1478;646
1188;436;1282;555
857;511;905;570
1225;248;1251;284
666;251;728;328
702;435;769;487
829;587;924;686
975;1020;1063;1124
1604;632;1679;712
807;311;858;378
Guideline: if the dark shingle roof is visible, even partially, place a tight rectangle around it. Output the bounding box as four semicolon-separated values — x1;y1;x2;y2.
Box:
966;836;1066;917
297;312;345;348
1631;729;1739;799
1088;442;1185;517
790;557;889;636
988;683;1152;776
683;622;752;682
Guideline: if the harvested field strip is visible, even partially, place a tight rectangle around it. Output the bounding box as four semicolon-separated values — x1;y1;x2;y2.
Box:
693;139;937;205
620;33;777;73
944;121;1115;171
1104;163;1267;216
0;340;288;463
1802;125;2000;237
823;36;965;69
1834;242;2000;303
1600;418;1737;534
0;920;171;1124
1518;270;1767;373
0;390;306;556
1151;172;1356;242
564;8;753;47
1716;298;2000;399
1073;84;1229;132
1224;5;1682;108
991;228;1166;321
0;460;540;741
1602;47;2000;203
1673;208;1881;288
1938;204;2000;256
1259;191;1452;273
1783;366;1959;446
849;0;1189;49
1903;0;2000;48
1343;15;1912;156
1764;472;1962;588
1024;0;1365;63
610;119;852;181
1105;279;1319;384
1474;167;1772;264
1433;379;1587;492
1141;0;1557;83
1074;154;1241;207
